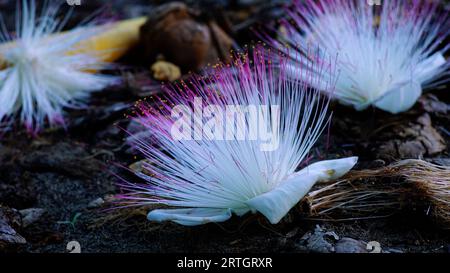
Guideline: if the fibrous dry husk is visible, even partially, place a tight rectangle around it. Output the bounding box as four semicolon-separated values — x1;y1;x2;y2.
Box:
303;159;450;228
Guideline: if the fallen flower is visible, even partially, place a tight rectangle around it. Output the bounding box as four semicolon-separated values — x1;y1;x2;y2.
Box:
0;0;146;134
267;0;449;114
118;47;358;226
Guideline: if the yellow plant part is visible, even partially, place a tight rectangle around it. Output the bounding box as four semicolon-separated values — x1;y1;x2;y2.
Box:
73;17;147;62
0;17;147;69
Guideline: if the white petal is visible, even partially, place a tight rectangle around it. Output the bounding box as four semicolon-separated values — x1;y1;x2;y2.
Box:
374;81;422;114
414;53;446;84
246;172;318;224
232;207;251;216
147;208;232;226
246;157;358;224
294;156;359;181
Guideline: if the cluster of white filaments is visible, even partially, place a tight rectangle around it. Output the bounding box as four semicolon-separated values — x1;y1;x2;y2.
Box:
0;0;117;133
119;49;357;226
272;0;449;113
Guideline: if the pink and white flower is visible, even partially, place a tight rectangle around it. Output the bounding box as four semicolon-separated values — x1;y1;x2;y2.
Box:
267;0;449;114
118;48;357;226
0;0;117;134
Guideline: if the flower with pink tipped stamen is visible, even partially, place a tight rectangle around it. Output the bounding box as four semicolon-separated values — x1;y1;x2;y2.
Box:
0;0;118;134
118;47;357;226
266;0;449;114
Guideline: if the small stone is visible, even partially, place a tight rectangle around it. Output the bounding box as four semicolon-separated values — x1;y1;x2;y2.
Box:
151;60;181;81
0;206;26;248
300;225;339;253
87;197;105;209
19;208;46;227
335;237;369;253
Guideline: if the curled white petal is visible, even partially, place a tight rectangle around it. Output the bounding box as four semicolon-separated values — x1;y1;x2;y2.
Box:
246;172;318;224
414;53;447;85
147;208;232;226
374;81;422;114
246;157;358;224
294;156;358;181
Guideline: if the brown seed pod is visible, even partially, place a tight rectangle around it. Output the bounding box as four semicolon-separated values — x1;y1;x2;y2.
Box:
140;2;233;72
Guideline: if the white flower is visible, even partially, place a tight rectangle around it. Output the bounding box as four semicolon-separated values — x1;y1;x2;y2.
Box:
0;0;117;133
118;48;358;226
270;0;449;114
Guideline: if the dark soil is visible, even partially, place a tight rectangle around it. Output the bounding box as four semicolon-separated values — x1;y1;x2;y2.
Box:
0;0;449;253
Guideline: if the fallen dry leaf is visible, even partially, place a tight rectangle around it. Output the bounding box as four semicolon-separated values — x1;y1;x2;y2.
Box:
378;113;446;159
